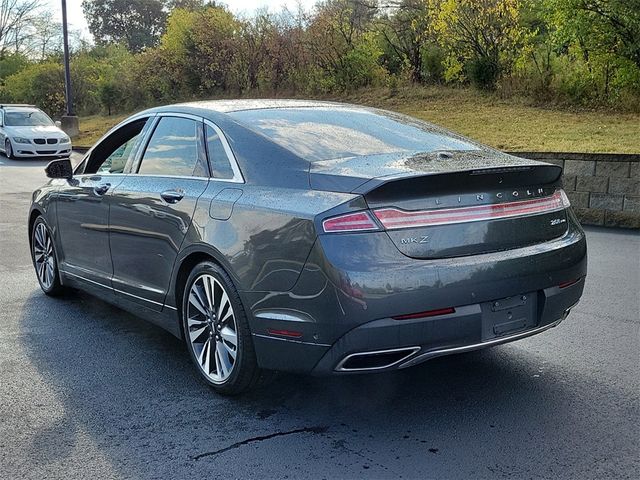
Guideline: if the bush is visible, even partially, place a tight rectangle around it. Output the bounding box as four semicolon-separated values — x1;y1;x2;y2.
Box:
2;63;66;116
421;46;446;84
467;56;501;90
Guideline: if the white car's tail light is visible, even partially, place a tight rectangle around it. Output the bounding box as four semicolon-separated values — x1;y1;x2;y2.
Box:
373;189;571;230
322;211;379;233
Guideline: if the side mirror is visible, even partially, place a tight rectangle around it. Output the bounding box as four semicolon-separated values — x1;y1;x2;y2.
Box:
55;120;62;128
45;158;73;179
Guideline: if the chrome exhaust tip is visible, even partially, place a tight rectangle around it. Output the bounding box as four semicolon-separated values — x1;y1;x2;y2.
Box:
335;346;421;372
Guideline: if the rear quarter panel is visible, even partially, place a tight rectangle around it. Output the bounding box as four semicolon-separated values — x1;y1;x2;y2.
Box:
178;182;360;299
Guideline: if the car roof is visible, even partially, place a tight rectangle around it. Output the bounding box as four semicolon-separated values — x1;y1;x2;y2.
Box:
2;106;41;113
139;99;371;120
171;99;355;113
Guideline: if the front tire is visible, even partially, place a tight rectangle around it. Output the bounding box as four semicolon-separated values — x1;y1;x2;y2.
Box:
31;217;64;296
5;139;14;159
182;261;263;395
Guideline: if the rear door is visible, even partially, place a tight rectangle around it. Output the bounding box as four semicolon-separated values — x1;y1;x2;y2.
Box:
109;114;210;310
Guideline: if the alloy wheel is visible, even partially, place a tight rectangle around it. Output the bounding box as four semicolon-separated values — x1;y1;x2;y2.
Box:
186;274;238;384
5;140;12;159
33;222;56;290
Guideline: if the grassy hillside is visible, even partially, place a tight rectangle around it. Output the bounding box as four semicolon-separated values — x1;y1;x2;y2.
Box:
75;87;640;153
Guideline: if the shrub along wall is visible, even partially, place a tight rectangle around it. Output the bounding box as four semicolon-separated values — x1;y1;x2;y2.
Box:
510;152;640;229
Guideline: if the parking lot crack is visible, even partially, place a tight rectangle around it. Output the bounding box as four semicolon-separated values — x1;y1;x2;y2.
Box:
192;426;328;460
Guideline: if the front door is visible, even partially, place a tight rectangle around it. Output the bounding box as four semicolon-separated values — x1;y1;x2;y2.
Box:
55;118;150;286
109;115;210;310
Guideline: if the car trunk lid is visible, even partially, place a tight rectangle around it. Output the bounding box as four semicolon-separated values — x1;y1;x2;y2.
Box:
312;150;569;259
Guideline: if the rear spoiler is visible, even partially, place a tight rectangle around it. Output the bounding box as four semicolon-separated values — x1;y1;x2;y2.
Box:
354;164;563;202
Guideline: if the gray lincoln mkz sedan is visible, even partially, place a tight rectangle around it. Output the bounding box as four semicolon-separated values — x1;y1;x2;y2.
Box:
29;100;587;394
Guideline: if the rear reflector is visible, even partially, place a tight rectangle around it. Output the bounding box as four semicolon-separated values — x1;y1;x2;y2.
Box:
374;189;571;230
393;307;456;320
267;328;303;338
558;278;581;289
322;211;379;233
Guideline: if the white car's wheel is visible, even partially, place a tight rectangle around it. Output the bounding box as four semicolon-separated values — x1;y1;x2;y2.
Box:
5;139;14;159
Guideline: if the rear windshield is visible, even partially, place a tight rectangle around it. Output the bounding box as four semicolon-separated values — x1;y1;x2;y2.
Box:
229;107;479;161
4;110;54;127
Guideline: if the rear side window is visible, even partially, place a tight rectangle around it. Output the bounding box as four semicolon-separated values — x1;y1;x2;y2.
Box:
205;124;235;180
138;117;208;177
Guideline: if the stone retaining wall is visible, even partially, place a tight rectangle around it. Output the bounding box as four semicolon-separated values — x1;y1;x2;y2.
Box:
509;152;639;229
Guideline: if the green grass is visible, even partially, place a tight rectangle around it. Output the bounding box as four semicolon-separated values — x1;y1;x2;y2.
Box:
75;113;130;147
75;86;640;153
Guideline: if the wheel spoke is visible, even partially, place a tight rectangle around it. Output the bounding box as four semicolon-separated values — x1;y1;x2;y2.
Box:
189;325;208;343
203;340;211;375
216;342;231;377
198;338;210;365
46;262;54;285
220;325;237;347
34;226;44;250
222;340;237;361
219;306;233;325
38;261;46;281
217;290;230;318
203;276;215;311
189;289;208;316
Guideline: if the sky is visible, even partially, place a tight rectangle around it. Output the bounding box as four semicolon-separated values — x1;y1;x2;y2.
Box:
46;0;317;41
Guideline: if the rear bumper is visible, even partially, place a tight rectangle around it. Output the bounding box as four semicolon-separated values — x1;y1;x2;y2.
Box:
252;278;583;374
248;216;587;374
311;279;583;374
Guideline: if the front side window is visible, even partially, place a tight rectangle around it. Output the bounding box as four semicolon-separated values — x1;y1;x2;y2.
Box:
4;110;54;127
83;118;148;174
138;117;207;177
96;135;141;174
205;124;235;180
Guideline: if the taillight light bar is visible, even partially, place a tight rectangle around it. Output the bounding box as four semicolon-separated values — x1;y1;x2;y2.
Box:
393;307;456;320
322;211;379;233
373;189;570;230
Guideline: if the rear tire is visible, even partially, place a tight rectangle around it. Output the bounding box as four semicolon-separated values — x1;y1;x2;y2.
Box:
182;261;264;395
5;139;14;159
31;217;64;296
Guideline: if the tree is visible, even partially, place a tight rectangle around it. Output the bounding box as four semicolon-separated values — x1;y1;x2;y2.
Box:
546;0;640;69
82;0;167;52
31;12;62;60
98;78;121;114
305;0;384;90
377;0;435;83
429;0;526;89
0;0;42;57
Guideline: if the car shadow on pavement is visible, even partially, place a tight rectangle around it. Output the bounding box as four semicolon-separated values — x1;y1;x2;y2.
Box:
18;288;628;479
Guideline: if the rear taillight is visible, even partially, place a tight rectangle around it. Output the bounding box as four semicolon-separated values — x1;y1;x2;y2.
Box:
322;211;379;233
373;189;571;230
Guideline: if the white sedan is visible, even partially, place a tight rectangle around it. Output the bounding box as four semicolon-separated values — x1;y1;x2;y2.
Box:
0;105;72;159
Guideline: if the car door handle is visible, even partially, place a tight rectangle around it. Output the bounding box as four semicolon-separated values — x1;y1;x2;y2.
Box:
94;183;111;195
160;189;185;204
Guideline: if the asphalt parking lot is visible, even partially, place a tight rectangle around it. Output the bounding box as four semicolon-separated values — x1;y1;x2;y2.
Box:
1;154;638;479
